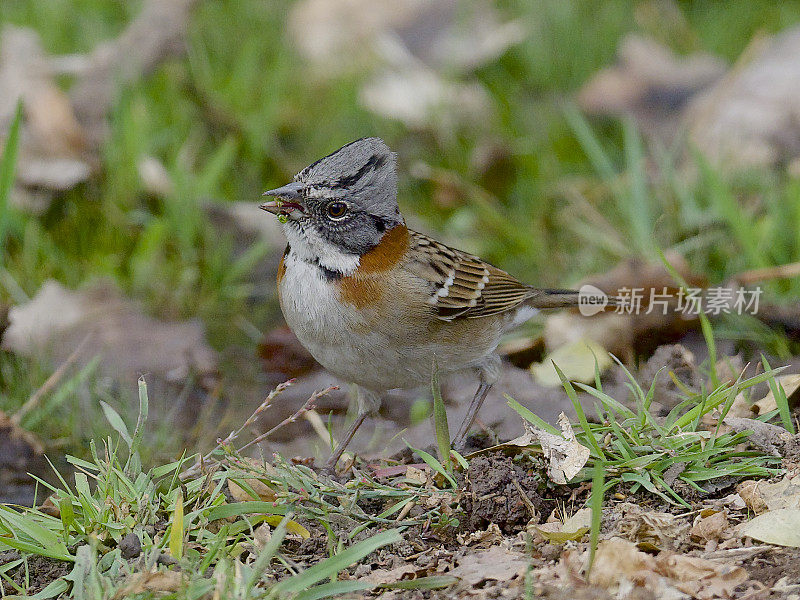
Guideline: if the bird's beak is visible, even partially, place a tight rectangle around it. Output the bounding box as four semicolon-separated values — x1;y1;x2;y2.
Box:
260;181;305;216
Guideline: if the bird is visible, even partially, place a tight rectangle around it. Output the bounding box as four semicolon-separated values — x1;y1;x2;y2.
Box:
260;137;585;470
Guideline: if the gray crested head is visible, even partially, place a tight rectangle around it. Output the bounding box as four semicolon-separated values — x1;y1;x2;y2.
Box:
262;137;404;260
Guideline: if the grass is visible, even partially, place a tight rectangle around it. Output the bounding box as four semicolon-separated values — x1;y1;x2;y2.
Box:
1;349;793;596
508;358;786;509
1;380;461;598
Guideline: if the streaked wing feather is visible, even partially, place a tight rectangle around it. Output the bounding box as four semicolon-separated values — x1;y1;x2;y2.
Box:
406;230;532;321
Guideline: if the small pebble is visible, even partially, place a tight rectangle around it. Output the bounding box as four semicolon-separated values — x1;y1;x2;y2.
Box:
539;543;562;562
119;532;142;559
416;553;432;567
353;563;371;578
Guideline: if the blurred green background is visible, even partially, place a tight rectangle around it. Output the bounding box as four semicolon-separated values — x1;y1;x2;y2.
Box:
2;0;800;456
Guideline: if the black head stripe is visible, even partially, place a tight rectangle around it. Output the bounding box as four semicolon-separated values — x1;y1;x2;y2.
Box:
336;154;387;189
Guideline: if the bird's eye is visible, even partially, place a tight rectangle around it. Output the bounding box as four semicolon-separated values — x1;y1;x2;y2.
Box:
326;201;348;220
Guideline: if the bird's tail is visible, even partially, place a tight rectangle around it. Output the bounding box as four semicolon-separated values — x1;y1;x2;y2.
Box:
526;288;581;309
526;287;619;311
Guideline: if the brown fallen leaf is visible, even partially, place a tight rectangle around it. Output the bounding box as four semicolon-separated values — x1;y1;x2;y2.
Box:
227;458;278;502
474;418;589;484
361;65;492;129
538;416;590;485
736;480;769;514
687;26;800;171
449;546;529;586
616;503;690;551
577;34;725;143
754;473;800;511
588;537;657;589
69;0;200;148
111;571;183;599
456;523;503;548
288;0;524;75
363;564;417;585
0;26;90;204
655;552;749;599
690;511;729;543
2;280;216;385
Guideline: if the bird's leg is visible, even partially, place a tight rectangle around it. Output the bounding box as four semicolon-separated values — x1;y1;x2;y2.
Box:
452;354;501;452
325;388;380;471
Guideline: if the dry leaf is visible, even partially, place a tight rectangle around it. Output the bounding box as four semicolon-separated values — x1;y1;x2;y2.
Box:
112;571;183;599
527;418;590;485
691;511;729;542
253;523;272;550
36;496;60;518
476;413;590;485
262;515;310;539
533;508;591;543
722;416;792;456
3;280;216;384
288;0;524;74
405;465;429;485
0;26;90;206
364;564;417;585
736;480;769;514
616;503;690;551
450;546;529;586
655;553;749;599
753;374;800;415
456;523;503;547
738;509;800;547
227;459;278;503
69;0;200;148
530;338;611;388
577;34;725;142
360;65;490;129
726;393;755;419
756;473;800;510
687;26;800;170
588;537;657;589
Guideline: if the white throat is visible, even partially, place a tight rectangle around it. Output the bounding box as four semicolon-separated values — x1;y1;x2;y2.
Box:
281;222;360;276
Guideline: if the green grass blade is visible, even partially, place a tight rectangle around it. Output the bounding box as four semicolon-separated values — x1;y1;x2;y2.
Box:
406;443;457;489
294;581;374;600
99;401;133;448
130;377;150;459
205;502;287;521
552;362;604;460
622;118;654;256
431;368;452;473
506;395;560;435
657;247;719;387
381;575;459;590
169;489;184;560
273;529;401;594
762;356;795;434
587;461;604;575
28;578;70;599
0;100;22;260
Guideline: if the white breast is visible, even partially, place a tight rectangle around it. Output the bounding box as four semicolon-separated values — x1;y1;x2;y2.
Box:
277;234;511;391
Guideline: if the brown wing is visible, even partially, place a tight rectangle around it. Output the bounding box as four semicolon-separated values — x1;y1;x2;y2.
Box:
405;230;532;321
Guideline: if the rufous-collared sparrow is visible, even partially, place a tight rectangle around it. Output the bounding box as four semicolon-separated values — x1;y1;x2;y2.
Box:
261;138;583;469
